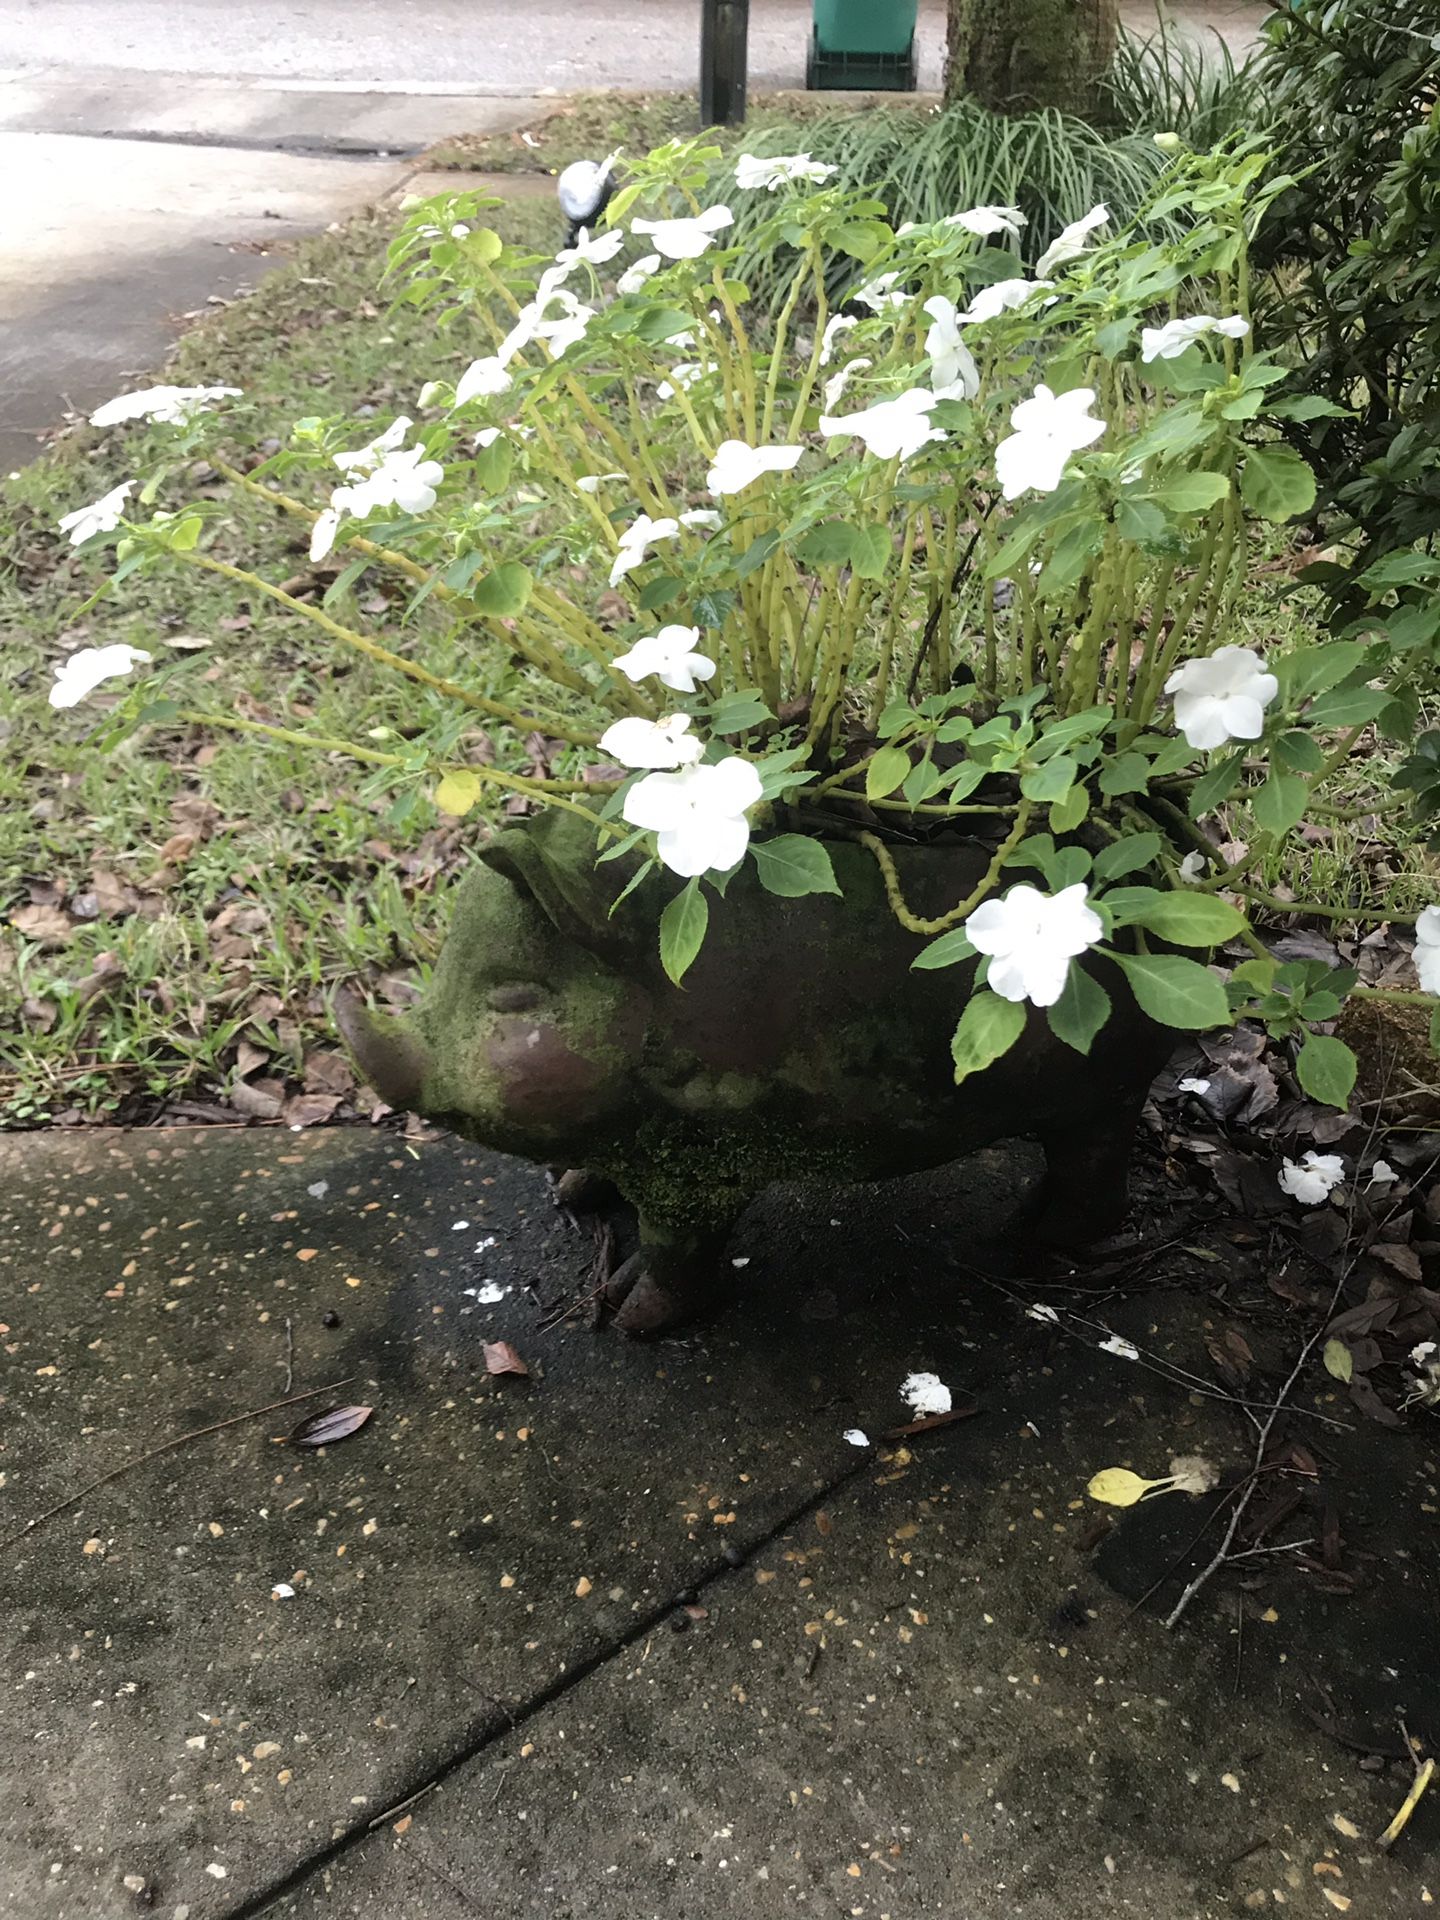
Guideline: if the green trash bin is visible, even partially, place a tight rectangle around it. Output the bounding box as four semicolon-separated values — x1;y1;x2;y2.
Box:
808;0;919;91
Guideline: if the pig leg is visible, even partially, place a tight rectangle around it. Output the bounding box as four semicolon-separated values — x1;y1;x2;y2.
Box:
1026;1091;1147;1249
603;1216;736;1336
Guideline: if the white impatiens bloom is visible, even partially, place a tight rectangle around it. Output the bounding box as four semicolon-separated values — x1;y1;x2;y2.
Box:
1165;646;1279;751
612;624;716;693
819;388;946;463
48;642;152;709
900;1371;952;1417
852;270;908;314
631;206;734;261
454;356;513;405
735;152;837;190
705;438;804;496
599;713;704;770
1413;905;1440;994
942;204;1027;237
958;276;1054;326
842;1428;870;1448
1026;1303;1060;1324
608;513;682;586
576;471;627;494
964;882;1103;1007
90;383;241;428
823;356;872;410
994;384;1105;499
309;507;343;562
1278;1152;1346;1206
1367;1160;1399;1190
555;225;625;270
819;314;859;366
1140;314;1250;363
332;415;412;475
345;446;444;517
655;361;711;399
1178;851;1208;884
921;297;980;400
1099;1335;1140;1360
58;480;132;546
617;253;662;296
1035;203;1109;277
1177;1077;1211;1096
679;508;722;531
622;756;762;878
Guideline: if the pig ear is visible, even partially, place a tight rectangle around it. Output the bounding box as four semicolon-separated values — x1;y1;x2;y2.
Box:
478;813;640;958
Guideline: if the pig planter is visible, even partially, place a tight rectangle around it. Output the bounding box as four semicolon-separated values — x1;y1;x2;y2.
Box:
338;812;1173;1334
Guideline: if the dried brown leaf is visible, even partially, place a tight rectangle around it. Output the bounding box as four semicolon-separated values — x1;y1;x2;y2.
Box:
287;1403;373;1447
10;903;74;947
483;1340;530;1377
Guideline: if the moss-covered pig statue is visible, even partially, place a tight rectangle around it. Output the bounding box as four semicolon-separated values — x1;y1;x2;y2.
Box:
337;811;1173;1333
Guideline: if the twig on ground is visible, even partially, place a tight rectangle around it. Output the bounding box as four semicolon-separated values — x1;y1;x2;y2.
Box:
284;1316;294;1395
0;1377;355;1552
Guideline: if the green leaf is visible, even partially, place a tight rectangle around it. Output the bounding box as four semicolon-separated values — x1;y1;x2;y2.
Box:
1322;1338;1353;1384
473;434;512;493
1189;749;1244;820
636;573;683;611
1109;951;1229;1030
1093;832;1161;882
1046;966;1112;1056
1148;469;1230;514
1098;751;1151;797
1019;754;1077;804
734;530;780;580
1106;888;1245;946
912;927;976;971
1115;497;1168;545
850;525;892;580
1431;1004;1440;1059
1295;1034;1357;1110
465;227;503;264
1251;770;1308;837
1272;729;1325;774
1049;785;1090;834
950;990;1027;1086
796;521;860;570
470;560;533;617
750;835;841;899
706;689;774;734
1307;682;1389;729
866;745;911;801
1240;445;1317;523
635;307;698;343
659;878;709;986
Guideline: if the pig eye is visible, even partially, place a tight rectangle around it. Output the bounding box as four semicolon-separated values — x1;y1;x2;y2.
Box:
486;981;546;1013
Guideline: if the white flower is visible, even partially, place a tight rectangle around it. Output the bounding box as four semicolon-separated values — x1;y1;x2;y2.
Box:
852;271;908;313
271;1582;296;1599
576;471;627;494
48;642;152;708
622;756;762;878
679;509;722;530
1026;1303;1060;1324
90;384;241;427
823;357;872;409
473;427;503;449
600;713;704;770
1035;203;1109;277
1140;314;1250;363
1178;851;1207;884
309;507;342;561
631;206;734;261
942;204;1027;237
617;253;662;296
921;297;980;400
333;415;411;475
735;152;837;190
1278;1152;1345;1205
958;276;1054;326
900;1371;952;1416
655;361;710;399
1099;1335;1139;1360
818;388;945;463
57;480;132;546
1411;1341;1437;1365
706;438;804;496
995;384;1105;500
1368;1160;1399;1189
455;357;513;404
1414;905;1440;994
1165;646;1279;752
1177;1077;1211;1095
964;881;1103;1008
842;1428;870;1447
612;624;715;693
608;513;681;586
555;225;625;269
345;446;443;517
819;314;859;365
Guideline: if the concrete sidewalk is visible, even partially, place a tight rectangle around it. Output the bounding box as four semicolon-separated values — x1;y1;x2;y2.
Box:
0;1126;1432;1918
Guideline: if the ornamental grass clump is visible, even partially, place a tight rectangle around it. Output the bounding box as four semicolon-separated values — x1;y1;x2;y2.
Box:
54;135;1440;1105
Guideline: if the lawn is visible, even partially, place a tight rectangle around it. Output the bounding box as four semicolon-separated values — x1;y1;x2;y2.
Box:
1;104;1434;1129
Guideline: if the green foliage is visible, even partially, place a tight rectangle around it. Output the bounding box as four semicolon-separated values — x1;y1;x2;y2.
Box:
951;989;1027;1085
659;878;709;985
1101;14;1269;152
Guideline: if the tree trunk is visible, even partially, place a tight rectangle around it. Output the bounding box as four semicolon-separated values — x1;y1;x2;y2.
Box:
946;0;1119;116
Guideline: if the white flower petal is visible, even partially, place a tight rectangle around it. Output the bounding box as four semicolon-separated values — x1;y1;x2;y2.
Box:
57;480;133;546
600;714;703;770
631;206;734;261
705;438;804;496
48;642;152;708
